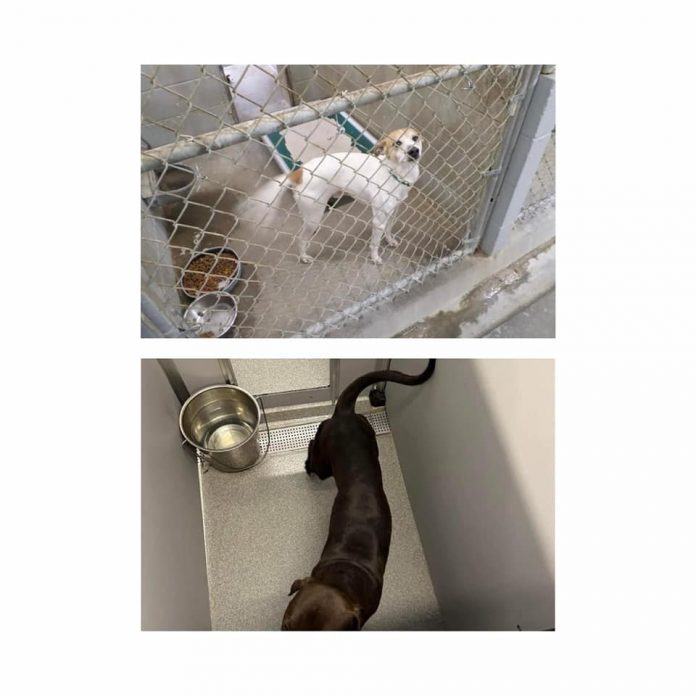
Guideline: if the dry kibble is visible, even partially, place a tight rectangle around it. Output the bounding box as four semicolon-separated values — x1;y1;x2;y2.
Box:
182;252;238;295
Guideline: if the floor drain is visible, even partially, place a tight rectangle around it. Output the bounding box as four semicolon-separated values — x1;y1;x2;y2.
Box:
260;411;390;454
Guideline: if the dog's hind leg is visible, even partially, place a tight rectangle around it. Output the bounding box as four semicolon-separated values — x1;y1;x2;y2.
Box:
295;195;325;264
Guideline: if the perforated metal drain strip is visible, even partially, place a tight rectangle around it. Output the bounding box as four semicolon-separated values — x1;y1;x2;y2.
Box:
259;411;390;454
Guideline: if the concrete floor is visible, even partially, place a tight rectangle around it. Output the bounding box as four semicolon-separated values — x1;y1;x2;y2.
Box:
199;428;443;631
396;238;555;338
485;289;555;338
329;203;556;338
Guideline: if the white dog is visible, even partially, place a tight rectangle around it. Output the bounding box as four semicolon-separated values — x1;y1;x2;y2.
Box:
286;127;422;265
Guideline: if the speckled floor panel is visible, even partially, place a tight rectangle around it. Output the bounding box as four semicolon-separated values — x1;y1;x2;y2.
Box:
199;431;443;630
232;359;329;395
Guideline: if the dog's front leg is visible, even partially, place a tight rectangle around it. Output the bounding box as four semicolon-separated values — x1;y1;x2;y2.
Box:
305;440;333;479
383;215;398;248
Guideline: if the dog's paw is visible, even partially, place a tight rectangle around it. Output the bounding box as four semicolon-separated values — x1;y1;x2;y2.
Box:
299;254;314;264
385;236;398;248
371;254;384;265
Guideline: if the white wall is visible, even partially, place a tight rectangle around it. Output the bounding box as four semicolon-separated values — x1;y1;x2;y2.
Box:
387;359;554;630
141;360;211;630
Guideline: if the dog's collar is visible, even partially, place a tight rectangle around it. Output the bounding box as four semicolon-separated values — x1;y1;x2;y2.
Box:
389;171;413;187
314;558;382;589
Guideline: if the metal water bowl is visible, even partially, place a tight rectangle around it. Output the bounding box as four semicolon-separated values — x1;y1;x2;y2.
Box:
182;291;238;338
142;163;197;208
179;385;265;472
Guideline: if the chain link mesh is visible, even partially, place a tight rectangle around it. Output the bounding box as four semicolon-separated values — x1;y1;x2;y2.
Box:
141;65;524;337
519;128;555;218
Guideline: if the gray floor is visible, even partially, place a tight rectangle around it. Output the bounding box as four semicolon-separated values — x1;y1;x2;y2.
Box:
232;359;329;394
199;429;443;631
485;289;555;338
395;238;555;339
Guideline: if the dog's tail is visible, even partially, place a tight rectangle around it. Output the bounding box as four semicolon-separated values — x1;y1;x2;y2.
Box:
335;360;435;416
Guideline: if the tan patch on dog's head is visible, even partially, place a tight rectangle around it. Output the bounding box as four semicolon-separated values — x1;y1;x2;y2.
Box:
287;168;304;185
372;136;392;158
373;128;422;162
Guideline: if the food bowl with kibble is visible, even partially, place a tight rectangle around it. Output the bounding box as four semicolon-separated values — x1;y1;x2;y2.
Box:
180;246;242;299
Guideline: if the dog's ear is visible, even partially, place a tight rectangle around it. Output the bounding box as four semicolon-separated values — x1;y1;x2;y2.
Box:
373;138;388;156
345;608;362;631
289;577;311;596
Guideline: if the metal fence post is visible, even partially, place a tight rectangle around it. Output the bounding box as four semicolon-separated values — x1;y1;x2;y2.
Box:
478;72;556;256
142;290;181;338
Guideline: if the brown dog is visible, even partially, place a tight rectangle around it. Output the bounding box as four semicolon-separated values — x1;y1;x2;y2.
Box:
281;360;436;630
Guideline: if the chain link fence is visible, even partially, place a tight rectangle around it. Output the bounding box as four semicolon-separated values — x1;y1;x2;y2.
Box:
141;65;529;337
518;129;555;219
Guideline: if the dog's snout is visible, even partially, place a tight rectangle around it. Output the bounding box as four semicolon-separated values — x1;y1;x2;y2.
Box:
408;147;420;160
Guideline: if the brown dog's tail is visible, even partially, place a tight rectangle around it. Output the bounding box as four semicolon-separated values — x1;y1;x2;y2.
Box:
335;359;435;416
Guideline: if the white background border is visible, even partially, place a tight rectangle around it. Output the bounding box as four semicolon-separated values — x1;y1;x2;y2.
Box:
4;1;696;694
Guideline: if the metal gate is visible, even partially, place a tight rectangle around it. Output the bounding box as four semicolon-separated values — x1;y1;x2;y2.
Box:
141;65;541;337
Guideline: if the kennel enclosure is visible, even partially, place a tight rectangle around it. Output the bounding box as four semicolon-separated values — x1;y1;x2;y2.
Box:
141;65;555;337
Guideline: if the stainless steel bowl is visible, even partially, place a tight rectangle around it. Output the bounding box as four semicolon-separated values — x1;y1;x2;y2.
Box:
148;164;197;207
179;385;262;472
182;292;237;338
